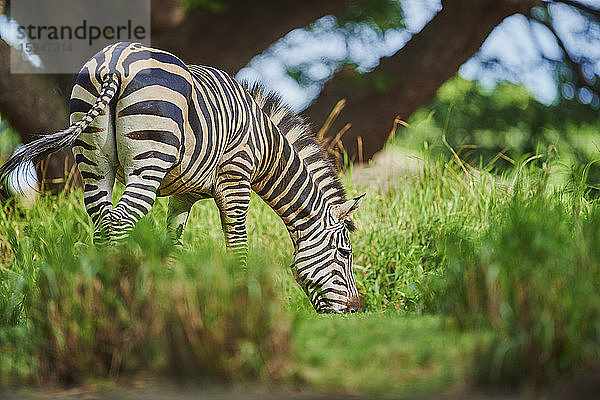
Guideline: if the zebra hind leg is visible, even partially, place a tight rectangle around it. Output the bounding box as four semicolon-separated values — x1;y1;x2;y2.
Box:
72;101;117;246
111;123;181;242
82;172;116;247
107;175;164;242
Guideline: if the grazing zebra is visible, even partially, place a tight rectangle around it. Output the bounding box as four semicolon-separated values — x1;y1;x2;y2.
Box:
0;42;365;313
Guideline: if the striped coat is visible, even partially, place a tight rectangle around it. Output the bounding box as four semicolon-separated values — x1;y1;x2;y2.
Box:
0;42;364;313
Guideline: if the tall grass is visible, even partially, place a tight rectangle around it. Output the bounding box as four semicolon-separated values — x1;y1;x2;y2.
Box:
428;184;600;387
348;157;506;311
1;145;600;394
0;194;290;384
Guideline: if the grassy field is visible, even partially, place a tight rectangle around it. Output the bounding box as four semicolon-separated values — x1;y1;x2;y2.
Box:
1;143;600;397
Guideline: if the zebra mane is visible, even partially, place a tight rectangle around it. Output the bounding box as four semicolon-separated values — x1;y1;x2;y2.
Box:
244;83;351;218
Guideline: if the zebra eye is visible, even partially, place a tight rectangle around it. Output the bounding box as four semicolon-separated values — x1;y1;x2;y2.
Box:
338;247;351;257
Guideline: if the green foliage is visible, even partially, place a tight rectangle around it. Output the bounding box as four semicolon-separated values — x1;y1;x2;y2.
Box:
336;0;404;31
0;119;21;163
2;142;600;394
0;153;494;394
293;314;478;396
337;69;395;93
31;237;162;383
281;1;403;89
181;0;226;13
400;77;600;175
429;193;600;387
349;158;503;312
160;246;291;382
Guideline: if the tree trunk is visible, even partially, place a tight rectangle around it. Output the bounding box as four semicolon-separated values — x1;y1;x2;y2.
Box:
0;40;81;192
305;0;540;162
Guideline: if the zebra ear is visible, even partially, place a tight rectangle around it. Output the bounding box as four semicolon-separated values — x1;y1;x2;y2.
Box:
332;193;366;222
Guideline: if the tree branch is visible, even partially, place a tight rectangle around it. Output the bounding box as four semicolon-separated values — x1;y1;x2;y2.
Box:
548;0;600;19
305;0;539;162
532;13;597;94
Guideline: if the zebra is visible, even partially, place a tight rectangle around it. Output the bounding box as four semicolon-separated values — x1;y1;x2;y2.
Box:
0;42;365;313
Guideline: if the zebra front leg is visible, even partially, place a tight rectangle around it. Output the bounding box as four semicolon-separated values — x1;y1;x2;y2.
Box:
167;194;195;247
214;175;251;265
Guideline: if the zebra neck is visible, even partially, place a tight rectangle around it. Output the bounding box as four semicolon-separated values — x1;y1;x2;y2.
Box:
253;129;328;245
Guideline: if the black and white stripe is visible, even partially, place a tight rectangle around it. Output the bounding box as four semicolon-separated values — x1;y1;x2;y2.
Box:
0;42;364;313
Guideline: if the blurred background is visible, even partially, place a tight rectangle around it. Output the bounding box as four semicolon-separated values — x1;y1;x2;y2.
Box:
0;0;599;189
2;2;600;396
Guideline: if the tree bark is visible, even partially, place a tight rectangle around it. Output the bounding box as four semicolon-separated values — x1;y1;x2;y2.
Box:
0;40;80;192
305;0;540;162
150;0;361;74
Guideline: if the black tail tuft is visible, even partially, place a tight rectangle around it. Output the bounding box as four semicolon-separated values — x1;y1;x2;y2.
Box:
0;124;80;193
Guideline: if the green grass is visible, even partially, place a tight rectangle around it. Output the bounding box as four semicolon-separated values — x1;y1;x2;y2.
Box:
1;146;599;396
292;313;481;396
430;193;600;387
347;157;503;312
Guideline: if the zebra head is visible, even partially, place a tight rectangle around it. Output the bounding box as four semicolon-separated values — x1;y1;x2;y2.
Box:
293;194;365;313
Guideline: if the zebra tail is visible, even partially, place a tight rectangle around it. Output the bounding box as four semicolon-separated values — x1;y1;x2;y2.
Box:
0;73;119;193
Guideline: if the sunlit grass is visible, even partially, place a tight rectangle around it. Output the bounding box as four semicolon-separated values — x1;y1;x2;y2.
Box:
1;145;599;394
